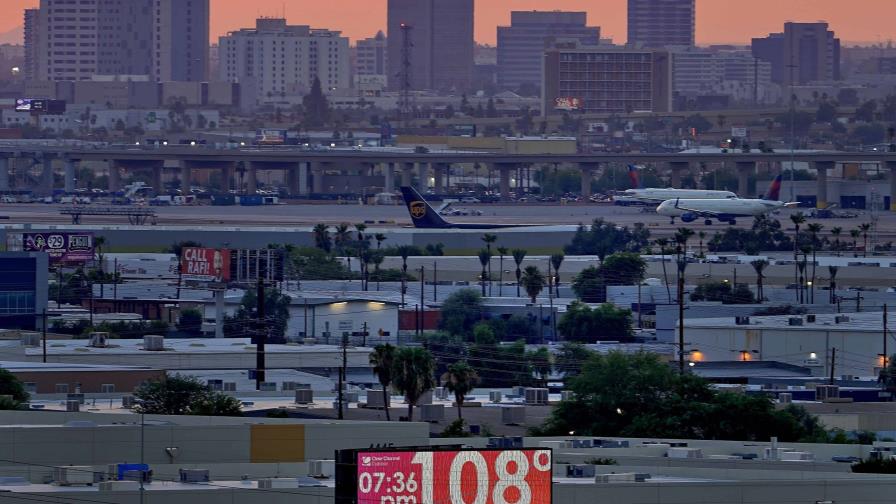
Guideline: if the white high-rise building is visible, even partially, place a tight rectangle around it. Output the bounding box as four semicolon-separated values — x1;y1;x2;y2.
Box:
219;19;350;105
355;31;388;84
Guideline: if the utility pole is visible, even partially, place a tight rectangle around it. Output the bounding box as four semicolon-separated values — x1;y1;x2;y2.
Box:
829;347;837;385
338;331;347;420
884;305;889;370
255;277;266;391
41;310;47;364
678;258;687;374
419;266;424;332
433;261;437;302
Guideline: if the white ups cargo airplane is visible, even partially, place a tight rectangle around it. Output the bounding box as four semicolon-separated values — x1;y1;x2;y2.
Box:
657;175;798;225
400;186;534;229
616;165;738;205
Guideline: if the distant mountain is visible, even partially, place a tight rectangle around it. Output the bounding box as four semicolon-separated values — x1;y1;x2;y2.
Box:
0;26;23;45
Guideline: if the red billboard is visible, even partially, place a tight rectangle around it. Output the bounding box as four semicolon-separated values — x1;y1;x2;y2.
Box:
180;248;230;283
356;449;552;504
23;232;94;264
553;97;581;111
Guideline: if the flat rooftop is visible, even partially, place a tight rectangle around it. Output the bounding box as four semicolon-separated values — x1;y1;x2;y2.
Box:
684;311;885;332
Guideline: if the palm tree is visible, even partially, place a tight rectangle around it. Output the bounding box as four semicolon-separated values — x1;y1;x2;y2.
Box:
850;229;861;255
830;226;842;256
496;247;508;296
397;245;412;306
807;223;823;304
312;224;331;252
391;347;436;422
355;223;368;243
360;249;373;291
860;223;872;257
751;259;768;302
372;252;384;291
512;249;527;297
374;233;387;250
674;228;695;287
334;223;352;271
790;212;806;301
550;253;564;297
655;238;672;303
797;253;808;304
697;231;706;258
521;265;545;304
441;361;480;420
478;249;492;296
369;344;396;421
481;234;497;294
828;265;839;304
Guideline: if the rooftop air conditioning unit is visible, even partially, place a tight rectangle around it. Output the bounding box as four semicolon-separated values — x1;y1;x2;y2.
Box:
179;469;210;483
561;391;575;401
207;379;224;391
258;478;297;489
20;333;41;347
365;389;389;409
524;388;548;405
419;404;445;422
816;385;840;401
88;332;109;348
780;451;815;462
303;338;316;346
308;460;335;478
806;314;816;323
282;382;299;391
567;464;596;478
835;315;850;324
295;389;314;404
259;382;277;392
501;406;526;425
489;391;503;403
434;387;448;400
54;466;99;486
344;391;359;403
668;447;704;459
99;480;140;491
223;382;237;392
735;316;751;325
143;335;164;351
778;392;793;404
788;317;804;326
66;400;80;412
121;395;136;408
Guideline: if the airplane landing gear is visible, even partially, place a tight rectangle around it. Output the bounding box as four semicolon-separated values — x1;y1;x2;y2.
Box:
728;219;737;225
704;219;713;225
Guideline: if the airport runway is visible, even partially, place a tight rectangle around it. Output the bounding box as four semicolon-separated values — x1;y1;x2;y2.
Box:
2;202;893;240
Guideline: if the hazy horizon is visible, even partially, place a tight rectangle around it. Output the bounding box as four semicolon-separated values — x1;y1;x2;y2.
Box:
2;0;895;47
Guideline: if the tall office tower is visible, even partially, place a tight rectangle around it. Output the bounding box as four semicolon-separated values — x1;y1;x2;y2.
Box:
23;9;40;81
752;22;840;86
219;18;351;105
27;0;207;82
356;31;389;80
496;11;600;91
386;0;474;91
627;0;695;48
153;0;210;82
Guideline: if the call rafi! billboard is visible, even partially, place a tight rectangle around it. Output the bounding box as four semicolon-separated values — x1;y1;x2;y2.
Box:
23;232;94;264
180;248;230;283
339;448;552;504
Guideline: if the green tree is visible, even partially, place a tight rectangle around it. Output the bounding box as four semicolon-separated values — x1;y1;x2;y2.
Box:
224;288;291;343
392;347;436;421
478;249;492;296
313;224;331;253
496;247;509;296
481;234;497;294
557;302;634;343
369;343;396;421
860;223;872;257
0;368;29;409
512;249;527;297
134;374;241;416
690;281;756;304
550;253;564;297
751;259;769;302
176;308;203;335
571;266;606;303
303;76;331;127
439;289;483;337
527;347;552;385
442;361;480;420
554;342;592;379
486;98;498;118
521;266;545;303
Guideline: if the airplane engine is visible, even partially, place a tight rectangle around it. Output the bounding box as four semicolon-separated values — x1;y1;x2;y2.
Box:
681;212;698;223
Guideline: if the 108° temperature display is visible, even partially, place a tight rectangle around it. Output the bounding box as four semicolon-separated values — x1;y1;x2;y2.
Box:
356;449;552;504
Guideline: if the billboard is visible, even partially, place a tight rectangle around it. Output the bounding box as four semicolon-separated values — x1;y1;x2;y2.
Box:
255;129;287;145
346;448;552;504
553;97;581;111
15;98;66;114
22;232;94;264
180;248;231;283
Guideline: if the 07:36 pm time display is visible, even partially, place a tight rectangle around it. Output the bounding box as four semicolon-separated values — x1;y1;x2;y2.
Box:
357;449;552;504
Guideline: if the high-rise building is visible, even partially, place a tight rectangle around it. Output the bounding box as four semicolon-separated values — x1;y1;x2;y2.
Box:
627;0;695;48
26;0;208;82
356;31;388;81
752;22;840;86
23;9;40;81
543;41;672;115
497;11;600;91
672;47;773;104
386;0;474;91
219;18;350;105
153;0;210;82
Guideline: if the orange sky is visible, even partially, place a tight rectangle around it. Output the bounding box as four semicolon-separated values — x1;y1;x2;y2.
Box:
4;0;895;45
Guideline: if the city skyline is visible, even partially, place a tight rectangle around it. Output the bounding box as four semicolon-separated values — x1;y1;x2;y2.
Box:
3;0;896;46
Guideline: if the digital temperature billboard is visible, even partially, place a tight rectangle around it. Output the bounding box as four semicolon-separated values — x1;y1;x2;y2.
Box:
353;449;552;504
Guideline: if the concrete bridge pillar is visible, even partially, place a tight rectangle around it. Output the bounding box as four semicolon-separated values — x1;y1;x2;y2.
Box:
579;163;598;199
179;162;191;192
64;160;76;193
383;163;395;192
0;158;9;192
41;158;54;195
401;163;413;188
669;161;689;188
108;162;121;193
416;162;429;192
153;165;164;194
889;161;896;211
735;161;755;197
497;164;512;201
246;163;258;195
814;161;834;208
298;162;310;196
312;163;324;194
433;164;445;194
286;166;299;196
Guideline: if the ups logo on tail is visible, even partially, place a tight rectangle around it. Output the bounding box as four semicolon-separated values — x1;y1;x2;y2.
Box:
410;201;426;219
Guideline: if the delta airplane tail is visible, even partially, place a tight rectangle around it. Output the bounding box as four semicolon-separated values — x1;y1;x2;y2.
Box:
764;174;783;201
627;165;643;189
